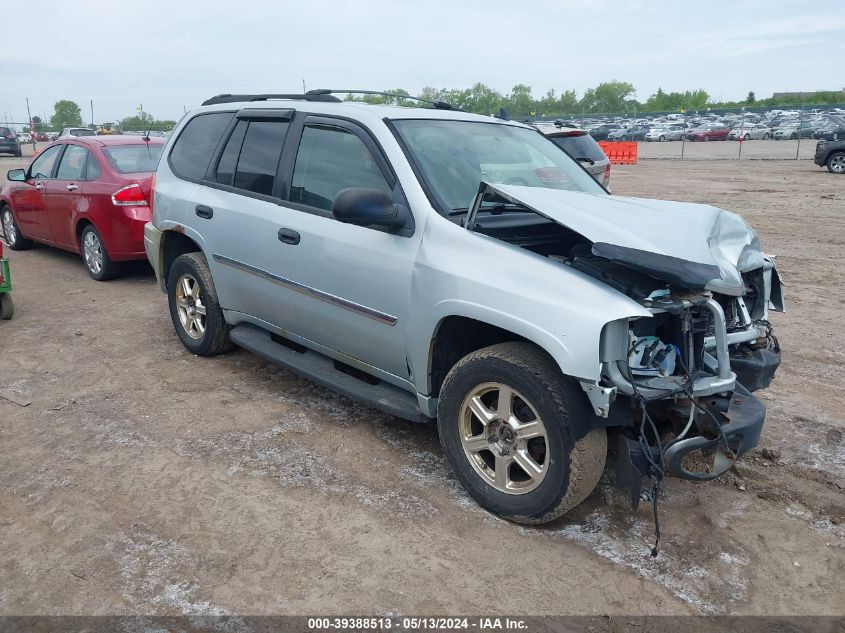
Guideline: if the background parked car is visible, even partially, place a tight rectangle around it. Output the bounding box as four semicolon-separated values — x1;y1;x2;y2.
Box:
686;124;731;141
536;124;611;187
772;123;815;140
813;117;845;141
16;133;32;144
0;135;165;280
815;139;845;174
58;127;97;139
588;124;623;141
728;123;772;140
644;125;685;142
609;125;650;141
0;127;22;157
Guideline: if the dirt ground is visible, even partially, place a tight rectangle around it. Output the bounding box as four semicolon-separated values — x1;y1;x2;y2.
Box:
0;148;843;617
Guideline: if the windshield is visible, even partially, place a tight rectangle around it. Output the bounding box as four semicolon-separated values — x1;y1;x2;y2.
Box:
393;119;605;213
103;144;163;173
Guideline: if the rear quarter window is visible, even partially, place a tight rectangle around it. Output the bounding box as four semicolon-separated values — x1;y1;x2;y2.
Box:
550;134;607;163
169;112;234;181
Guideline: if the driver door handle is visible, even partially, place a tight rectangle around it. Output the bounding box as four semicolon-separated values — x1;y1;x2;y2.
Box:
66;183;78;191
34;182;44;190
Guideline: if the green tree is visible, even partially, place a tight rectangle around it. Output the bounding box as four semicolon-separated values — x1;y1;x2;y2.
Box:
507;84;534;117
579;80;636;114
50;100;83;129
119;113;176;131
746;91;756;105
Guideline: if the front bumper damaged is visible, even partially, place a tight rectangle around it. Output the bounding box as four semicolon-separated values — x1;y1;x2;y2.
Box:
616;384;765;508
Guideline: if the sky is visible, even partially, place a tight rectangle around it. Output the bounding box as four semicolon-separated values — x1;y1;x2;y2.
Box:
0;0;841;126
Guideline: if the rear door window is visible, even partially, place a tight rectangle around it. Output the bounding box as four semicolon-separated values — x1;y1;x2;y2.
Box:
214;120;247;185
231;121;288;196
169;112;234;181
56;145;89;180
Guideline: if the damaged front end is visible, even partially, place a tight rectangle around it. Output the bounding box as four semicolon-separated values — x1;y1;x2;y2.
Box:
467;183;785;509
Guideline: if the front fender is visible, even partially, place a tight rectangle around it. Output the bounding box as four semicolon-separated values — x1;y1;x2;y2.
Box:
406;216;651;396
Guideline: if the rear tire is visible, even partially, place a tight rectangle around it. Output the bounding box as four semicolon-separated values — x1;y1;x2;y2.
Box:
1;206;32;250
80;225;118;281
437;342;607;524
0;293;13;320
743;133;750;141
167;252;233;356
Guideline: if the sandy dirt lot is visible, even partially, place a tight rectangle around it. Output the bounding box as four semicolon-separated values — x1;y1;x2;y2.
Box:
0;148;843;616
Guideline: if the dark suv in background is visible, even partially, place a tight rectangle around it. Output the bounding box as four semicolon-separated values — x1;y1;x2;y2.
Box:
0;127;22;157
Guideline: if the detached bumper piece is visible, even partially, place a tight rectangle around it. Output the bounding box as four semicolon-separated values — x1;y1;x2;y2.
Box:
616;384;765;508
731;347;781;392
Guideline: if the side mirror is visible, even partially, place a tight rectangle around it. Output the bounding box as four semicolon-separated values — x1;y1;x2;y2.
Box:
332;188;406;229
7;169;25;182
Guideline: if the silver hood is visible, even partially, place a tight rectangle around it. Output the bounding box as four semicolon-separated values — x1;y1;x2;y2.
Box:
485;184;764;296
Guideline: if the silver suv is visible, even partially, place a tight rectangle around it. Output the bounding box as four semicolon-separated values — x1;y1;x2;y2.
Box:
145;91;783;525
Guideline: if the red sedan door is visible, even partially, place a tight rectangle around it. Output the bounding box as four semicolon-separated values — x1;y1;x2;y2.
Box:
47;144;95;248
11;144;64;241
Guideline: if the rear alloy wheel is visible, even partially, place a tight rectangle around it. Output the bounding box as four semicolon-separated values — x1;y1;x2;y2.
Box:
763;133;770;140
80;225;118;281
827;151;845;174
167;252;233;356
438;342;607;523
744;133;750;141
659;135;665;142
1;206;32;250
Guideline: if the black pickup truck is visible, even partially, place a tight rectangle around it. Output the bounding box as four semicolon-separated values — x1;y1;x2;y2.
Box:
814;139;845;173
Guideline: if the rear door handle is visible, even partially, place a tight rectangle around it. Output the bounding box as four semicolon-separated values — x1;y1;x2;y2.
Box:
195;204;213;219
66;183;78;191
277;228;300;245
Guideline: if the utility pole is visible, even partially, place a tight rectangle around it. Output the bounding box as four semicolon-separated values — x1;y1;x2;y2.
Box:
90;99;94;128
302;79;306;93
25;97;35;150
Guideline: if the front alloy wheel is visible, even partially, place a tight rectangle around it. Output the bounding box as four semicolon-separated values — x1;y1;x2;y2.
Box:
2;207;31;250
827;152;845;174
459;382;549;494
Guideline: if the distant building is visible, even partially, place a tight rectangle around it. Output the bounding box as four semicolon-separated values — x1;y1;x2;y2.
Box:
771;90;845;99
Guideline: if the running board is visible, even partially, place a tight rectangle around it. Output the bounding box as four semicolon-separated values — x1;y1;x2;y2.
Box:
229;324;432;423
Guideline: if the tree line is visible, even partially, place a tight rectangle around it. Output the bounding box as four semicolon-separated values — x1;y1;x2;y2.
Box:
24;100;176;133
346;82;845;118
22;85;845;134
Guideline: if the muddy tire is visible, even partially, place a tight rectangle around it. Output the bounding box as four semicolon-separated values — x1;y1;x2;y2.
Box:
0;293;13;320
167;252;233;356
1;205;32;250
437;342;606;524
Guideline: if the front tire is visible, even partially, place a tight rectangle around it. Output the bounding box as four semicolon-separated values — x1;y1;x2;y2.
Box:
743;133;750;141
437;342;606;524
167;252;233;356
80;225;118;281
827;151;845;174
1;206;32;250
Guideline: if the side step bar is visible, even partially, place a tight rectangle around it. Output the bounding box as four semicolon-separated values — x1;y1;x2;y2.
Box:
229;324;432;424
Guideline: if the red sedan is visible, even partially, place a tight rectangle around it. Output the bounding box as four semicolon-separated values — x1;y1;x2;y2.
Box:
686;125;731;142
0;135;164;280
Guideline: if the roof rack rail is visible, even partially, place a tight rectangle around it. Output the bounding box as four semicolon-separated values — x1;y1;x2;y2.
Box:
306;89;457;111
201;93;343;106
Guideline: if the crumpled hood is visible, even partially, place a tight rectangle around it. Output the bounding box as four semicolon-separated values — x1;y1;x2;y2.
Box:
488;184;764;295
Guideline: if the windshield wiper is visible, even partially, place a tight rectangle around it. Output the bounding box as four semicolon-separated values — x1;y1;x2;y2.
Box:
449;203;531;216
